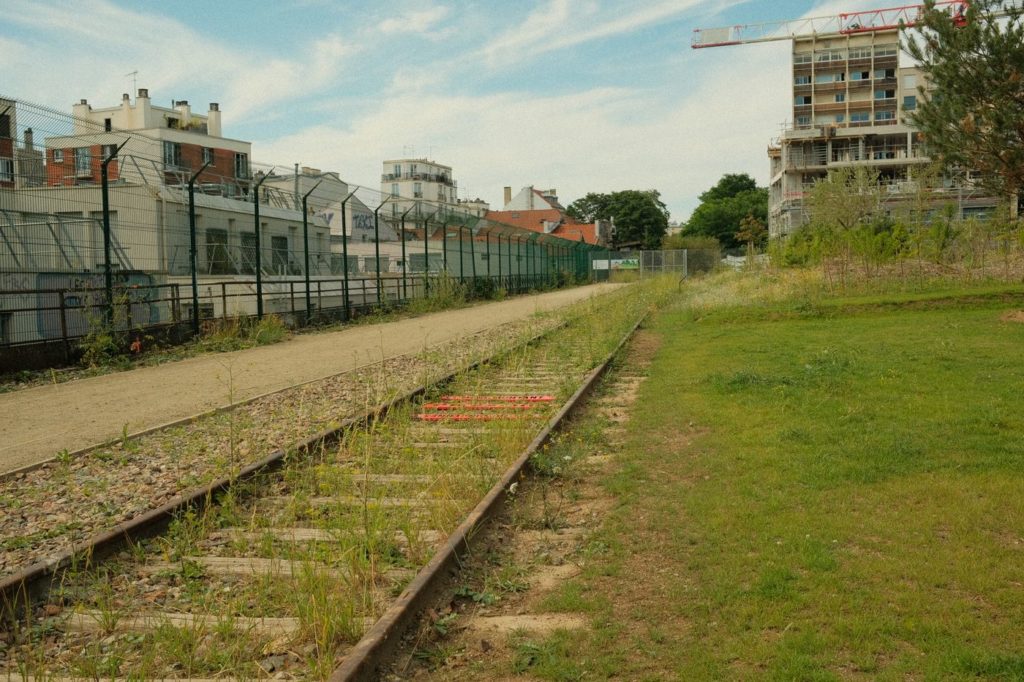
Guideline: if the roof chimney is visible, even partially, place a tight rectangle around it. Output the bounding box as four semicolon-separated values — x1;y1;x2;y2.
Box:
137;88;149;99
207;102;222;137
24;128;34;150
122;93;130;102
503;186;512;207
79;99;87;105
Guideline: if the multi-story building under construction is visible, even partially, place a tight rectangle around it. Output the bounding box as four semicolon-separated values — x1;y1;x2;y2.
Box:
766;27;997;237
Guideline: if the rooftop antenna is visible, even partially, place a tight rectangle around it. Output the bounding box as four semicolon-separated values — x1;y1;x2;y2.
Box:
125;70;138;94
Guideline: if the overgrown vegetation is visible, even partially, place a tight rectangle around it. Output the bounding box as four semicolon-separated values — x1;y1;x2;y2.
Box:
771;166;1024;288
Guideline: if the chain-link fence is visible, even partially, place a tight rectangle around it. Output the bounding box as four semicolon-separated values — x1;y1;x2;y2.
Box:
589;248;720;281
0;94;607;371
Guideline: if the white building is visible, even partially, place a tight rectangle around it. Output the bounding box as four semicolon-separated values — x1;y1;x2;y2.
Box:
381;158;458;217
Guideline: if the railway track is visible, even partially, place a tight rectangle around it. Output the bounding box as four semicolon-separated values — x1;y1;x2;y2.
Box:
0;288;648;679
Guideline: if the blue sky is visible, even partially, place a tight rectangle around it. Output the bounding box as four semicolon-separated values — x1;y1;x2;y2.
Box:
2;0;887;221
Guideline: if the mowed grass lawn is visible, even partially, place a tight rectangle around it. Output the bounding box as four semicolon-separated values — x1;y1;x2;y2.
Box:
546;279;1024;680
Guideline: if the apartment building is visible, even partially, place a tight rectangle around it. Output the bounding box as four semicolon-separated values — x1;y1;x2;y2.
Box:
767;29;996;237
43;89;250;192
380;158;458;217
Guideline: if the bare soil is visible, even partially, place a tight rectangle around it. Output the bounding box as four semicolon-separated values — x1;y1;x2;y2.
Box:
0;285;621;475
1000;309;1024;323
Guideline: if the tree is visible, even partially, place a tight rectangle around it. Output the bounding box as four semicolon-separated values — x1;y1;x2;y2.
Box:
566;190;669;249
904;0;1024;213
683;173;768;249
735;214;767;254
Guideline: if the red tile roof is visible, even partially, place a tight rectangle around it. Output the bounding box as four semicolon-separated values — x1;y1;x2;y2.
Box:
485;209;600;245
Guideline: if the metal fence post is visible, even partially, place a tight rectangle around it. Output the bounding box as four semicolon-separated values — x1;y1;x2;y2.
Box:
372;194;392;308
100;141;126;327
58;290;70;363
458;226;465;284
339;188;358;321
469;225;477;285
187;160;212;337
400;203;416;302
442;221;448;274
301;178;323;323
252;169;273;319
423;213;430;294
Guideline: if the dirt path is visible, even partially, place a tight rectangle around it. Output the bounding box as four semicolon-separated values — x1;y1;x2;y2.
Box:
0;284;622;475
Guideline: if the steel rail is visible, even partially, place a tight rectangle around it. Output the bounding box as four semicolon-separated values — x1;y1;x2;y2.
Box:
0;321;568;618
330;310;648;681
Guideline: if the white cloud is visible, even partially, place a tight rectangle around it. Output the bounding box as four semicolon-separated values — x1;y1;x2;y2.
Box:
3;0;356;119
377;5;450;35
253;35;792;223
482;0;747;67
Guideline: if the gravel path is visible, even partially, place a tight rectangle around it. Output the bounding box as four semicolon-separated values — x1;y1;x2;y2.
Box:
0;284;621;475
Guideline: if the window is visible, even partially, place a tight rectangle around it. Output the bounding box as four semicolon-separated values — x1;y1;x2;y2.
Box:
875;68;896;79
814;72;845;84
393;163;400;176
162;140;181;168
873;150;896;159
240;232;257;274
205;229;233;275
391;182;398;197
835;114;846;123
234;153;248;179
74;147;91;176
903;75;918;89
167;117;179;129
851;112;870;122
875;110;895;121
849;47;872;59
271;236;288;274
794;75;811;85
835;93;846;103
795;95;812;105
53;149;64;163
104;118;112;132
0;158;13;183
793;53;811;64
816;49;845;62
796;115;811;126
410;163;418;175
202;147;214;165
0;114;9;138
413;182;422;198
903;95;917;111
851;70;870;81
875;89;896;100
875;45;898;57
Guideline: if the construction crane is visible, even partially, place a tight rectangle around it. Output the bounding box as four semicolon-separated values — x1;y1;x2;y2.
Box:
691;1;970;48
